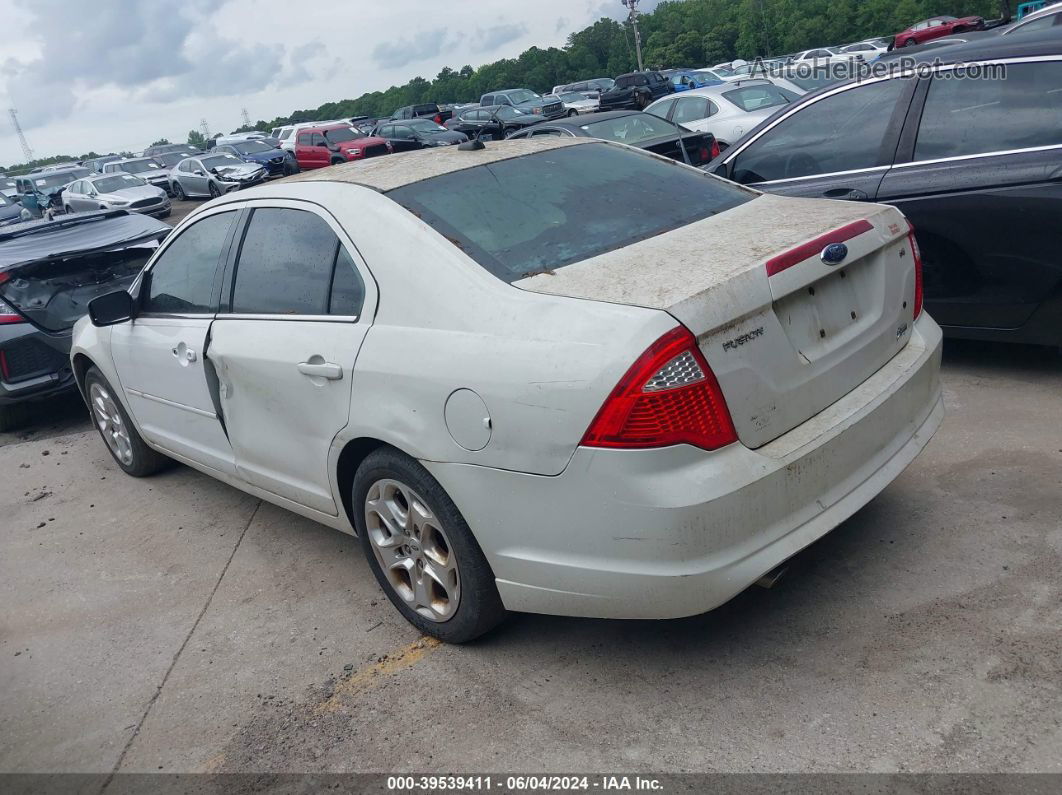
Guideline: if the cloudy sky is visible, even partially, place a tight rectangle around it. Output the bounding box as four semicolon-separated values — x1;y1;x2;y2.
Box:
0;0;657;166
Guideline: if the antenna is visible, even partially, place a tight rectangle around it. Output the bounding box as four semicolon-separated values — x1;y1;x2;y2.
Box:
8;108;34;161
200;117;212;139
241;107;252;128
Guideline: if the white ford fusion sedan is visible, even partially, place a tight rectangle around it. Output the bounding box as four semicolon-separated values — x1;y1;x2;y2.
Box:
71;138;943;642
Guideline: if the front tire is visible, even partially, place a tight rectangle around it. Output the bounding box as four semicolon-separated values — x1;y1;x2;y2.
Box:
84;367;171;477
172;181;186;201
208;182;221;199
353;447;506;643
903;38;917;47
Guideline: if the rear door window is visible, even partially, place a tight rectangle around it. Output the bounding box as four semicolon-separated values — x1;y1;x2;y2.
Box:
673;97;712;124
144;212;236;314
730;77;907;183
229;208;343;316
914;61;1062;161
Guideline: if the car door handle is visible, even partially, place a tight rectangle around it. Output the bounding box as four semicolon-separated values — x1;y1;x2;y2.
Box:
823;188;869;201
297;361;343;380
171;346;196;363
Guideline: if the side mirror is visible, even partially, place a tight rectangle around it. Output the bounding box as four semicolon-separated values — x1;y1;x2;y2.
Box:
194;170;205;176
89;290;136;327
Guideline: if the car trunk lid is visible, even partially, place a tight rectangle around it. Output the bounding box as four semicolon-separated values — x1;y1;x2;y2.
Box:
515;193;919;448
0;213;169;332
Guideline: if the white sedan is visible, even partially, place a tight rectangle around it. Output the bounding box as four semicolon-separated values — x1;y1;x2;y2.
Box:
71;138;943;642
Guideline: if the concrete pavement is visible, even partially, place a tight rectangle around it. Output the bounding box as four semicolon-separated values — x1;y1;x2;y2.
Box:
2;340;1060;775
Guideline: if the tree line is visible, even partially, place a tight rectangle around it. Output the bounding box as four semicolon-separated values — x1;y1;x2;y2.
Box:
3;0;998;170
236;0;997;135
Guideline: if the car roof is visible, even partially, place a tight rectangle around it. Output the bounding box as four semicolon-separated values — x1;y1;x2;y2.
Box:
665;78;776;99
253;138;590;194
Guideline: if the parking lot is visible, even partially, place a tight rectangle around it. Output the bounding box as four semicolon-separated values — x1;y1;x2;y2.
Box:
2;339;1059;774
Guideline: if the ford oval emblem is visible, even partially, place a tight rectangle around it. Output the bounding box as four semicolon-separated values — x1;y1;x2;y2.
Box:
821;243;848;265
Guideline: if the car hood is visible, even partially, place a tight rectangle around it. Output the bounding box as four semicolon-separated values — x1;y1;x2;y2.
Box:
212;162;264;178
136;168;171;181
512;97;550;109
338;136;389;151
243;148;288;161
99;185;166;203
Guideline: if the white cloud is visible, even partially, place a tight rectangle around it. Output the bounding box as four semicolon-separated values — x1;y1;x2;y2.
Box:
0;0;621;165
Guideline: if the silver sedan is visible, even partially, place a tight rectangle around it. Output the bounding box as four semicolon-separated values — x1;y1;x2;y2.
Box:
62;173;171;218
645;78;796;148
170;153;267;200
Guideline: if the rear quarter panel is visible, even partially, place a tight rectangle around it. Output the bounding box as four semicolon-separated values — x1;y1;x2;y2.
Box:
314;183;677;477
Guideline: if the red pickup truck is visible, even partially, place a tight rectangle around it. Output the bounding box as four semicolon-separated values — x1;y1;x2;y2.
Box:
293;124;392;170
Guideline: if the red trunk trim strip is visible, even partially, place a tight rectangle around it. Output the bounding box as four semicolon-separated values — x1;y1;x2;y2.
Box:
765;219;874;277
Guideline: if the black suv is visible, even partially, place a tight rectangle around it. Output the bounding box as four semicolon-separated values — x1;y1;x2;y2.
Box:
599;71;673;111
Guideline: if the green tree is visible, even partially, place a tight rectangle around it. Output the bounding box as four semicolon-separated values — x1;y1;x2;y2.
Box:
187;129;207;149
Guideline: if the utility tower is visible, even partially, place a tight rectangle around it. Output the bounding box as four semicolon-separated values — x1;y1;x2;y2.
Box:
241;107;252;128
620;0;644;71
8;109;34;161
200;118;212;140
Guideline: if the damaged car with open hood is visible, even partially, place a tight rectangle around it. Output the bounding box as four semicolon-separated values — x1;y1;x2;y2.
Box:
169;153;268;200
0;210;169;430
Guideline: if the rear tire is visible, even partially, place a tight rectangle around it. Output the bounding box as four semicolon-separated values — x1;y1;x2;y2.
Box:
904;38;917;47
567;109;577;117
330;157;344;166
353;447;506;643
172;182;186;201
84;367;171;477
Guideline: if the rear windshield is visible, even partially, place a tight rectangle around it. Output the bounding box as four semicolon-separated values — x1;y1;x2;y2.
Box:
615;74;647;88
386;142;752;281
580;114;679;145
721;85;791;112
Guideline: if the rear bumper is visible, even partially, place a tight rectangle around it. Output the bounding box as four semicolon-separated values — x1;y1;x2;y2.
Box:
424;314;944;619
0;325;76;406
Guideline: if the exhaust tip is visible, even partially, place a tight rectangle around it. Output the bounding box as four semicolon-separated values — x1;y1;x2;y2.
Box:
755;564;788;589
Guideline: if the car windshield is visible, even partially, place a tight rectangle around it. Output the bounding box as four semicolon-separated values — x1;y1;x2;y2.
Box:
386;142;752;281
233;141;273;154
614;74;646;88
580;114;678;145
120;159;163;174
94;174;147;192
1;179;17;192
504;90;539;104
201;154;244;169
155;153;185;167
32;170;89;189
325;127;366;143
0;192;11;206
722;85;791;112
408;119;447;132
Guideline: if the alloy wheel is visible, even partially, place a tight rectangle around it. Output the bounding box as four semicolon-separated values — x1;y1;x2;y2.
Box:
89;382;134;466
364;478;461;622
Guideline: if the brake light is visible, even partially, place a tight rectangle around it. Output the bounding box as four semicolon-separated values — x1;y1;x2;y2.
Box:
766;219;873;277
581;326;737;451
433;114;443;124
0;297;25;325
907;224;923;319
698;144;710;162
709;138;720;159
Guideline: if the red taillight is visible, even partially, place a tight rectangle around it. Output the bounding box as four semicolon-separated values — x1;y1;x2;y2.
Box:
433;114;443;124
581;326;737;451
709;138;720;159
907;225;923;319
698;144;710;162
0;297;25;325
